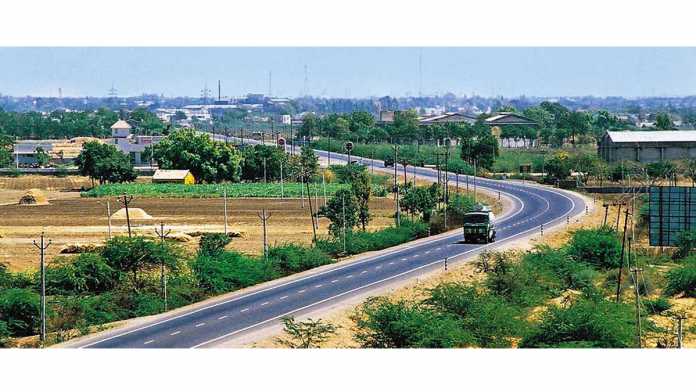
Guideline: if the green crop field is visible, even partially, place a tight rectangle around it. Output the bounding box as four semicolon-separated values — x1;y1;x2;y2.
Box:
81;182;350;198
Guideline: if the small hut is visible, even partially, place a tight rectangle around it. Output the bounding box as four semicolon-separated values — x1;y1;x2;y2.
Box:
152;169;195;185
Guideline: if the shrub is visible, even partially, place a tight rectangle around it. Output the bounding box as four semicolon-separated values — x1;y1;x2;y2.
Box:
673;229;696;260
663;259;696;297
317;220;428;257
0;320;10;347
352;297;476;348
191;252;278;294
520;296;636;348
643;297;672;315
424;283;526;347
198;233;232;257
483;252;550;307
268;244;333;275
567;227;622;269
0;288;41;336
523;245;597;292
73;253;119;293
101;236;182;289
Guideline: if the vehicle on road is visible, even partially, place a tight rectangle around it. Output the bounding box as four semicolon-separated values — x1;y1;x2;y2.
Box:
462;205;496;243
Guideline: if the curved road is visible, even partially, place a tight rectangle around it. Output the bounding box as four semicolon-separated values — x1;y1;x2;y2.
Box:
73;136;586;348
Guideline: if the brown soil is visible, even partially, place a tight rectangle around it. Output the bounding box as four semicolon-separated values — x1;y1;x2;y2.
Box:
110;207;153;220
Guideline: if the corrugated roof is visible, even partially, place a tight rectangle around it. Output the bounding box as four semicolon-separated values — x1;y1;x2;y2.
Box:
606;130;696;143
153;169;192;180
111;120;132;129
485;112;537;124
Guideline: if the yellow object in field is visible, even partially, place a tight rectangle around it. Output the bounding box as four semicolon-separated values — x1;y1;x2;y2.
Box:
184;172;195;185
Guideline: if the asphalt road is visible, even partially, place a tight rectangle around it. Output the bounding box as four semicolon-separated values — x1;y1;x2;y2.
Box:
74;136;586;348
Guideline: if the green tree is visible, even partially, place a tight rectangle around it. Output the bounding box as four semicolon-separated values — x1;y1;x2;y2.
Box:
545;151;572;181
276;316;338;348
101;236;181;290
75;141;137;185
655;112;674;130
401;185;438;221
198;233;232;257
318;189;359;236
34;146;50;167
0;134;12;168
240;144;288;181
148;129;243;183
567;227;622;269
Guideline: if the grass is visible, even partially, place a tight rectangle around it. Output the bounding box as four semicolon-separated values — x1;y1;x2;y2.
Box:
81;182;350;198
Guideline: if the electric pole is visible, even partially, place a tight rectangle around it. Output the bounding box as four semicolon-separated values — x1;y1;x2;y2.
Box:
32;232;51;344
342;193;347;254
106;200;112;240
118;194;134;237
155;222;171;312
223;188;228;235
615;209;631;302
631;265;643;348
257;209;272;261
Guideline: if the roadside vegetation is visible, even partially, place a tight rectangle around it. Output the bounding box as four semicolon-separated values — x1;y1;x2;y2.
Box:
81;182;351;198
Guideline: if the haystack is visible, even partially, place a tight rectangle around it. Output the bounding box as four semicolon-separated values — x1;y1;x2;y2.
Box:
110;207;153;220
18;189;49;205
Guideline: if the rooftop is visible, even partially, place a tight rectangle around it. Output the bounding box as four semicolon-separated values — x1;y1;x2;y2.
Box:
153;169;192;180
111;120;132;129
606;130;696;143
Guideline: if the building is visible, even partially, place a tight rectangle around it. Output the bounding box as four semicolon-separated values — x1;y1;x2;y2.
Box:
152;169;195;184
485;112;539;148
12;137;99;167
109;120;164;165
418;112;477;125
598;130;696;163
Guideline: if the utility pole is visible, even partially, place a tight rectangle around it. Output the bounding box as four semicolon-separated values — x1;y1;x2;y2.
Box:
155;222;171;312
118;194;134;237
305;179;318;244
223;188;228;235
615;209;631;302
257;209;272;261
392;145;399;200
33;232;51;345
322;172;328;206
603;203;609;226
280;161;284;199
631;265;643;348
342;194;347;254
473;161;478;204
263;157;267;183
106;200;112;240
676;314;686;348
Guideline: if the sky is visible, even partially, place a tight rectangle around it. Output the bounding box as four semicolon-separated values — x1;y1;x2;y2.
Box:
0;47;695;98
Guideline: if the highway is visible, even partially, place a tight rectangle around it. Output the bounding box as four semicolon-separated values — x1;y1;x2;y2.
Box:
73;135;586;348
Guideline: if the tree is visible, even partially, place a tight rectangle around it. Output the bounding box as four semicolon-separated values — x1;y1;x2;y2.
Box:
401;185;438;222
318;189;359;236
75;141;137;185
680;158;696;186
240;144;288;181
544;151;571;181
460;121;499;169
101;236;181;290
148;129;243;183
655;112;674;130
198;233;232;257
34;146;50;167
0;134;12;168
567;227;622;269
276;316;337;348
391;110;419;142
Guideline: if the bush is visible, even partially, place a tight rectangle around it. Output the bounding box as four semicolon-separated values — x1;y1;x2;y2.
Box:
268;244;333;275
567;227;622;269
191;252;278;294
101;236;182;289
520;296;636;348
316;220;429;256
673;229;696;260
0;320;10;347
0;288;41;336
424;283;526;347
663;259;696;297
198;233;232;257
352;297;476;348
523;245;597;292
643;297;672;315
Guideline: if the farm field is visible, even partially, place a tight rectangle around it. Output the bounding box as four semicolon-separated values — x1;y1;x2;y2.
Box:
81;182;353;198
0;195;398;271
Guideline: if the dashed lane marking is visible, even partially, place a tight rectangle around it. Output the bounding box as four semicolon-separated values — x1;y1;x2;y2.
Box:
261;302;270;306
170;331;181;336
195;323;206;327
331;280;339;283
240;308;249;313
144;340;155;345
298;289;306;293
279;295;288;300
218;315;228;320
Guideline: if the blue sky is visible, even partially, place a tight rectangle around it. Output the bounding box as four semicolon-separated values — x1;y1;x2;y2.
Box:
0;47;694;98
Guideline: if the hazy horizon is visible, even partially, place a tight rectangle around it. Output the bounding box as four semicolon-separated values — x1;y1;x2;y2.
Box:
1;47;695;98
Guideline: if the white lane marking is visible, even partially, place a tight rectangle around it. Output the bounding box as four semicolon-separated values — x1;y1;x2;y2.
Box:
192;192;581;349
425;251;431;254
389;262;395;265
170;331;181;336
195;323;206;327
400;258;408;261
346;275;353;278
261;302;270;306
79;169;576;349
144;340;155;345
298;289;306;293
331;280;339;283
279;295;288;300
315;284;323;288
218;315;228;320
375;265;382;269
412;254;419;258
240;308;249;313
361;270;368;274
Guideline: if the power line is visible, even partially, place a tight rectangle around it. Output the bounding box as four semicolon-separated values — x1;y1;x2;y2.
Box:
32;231;51;345
154;222;172;312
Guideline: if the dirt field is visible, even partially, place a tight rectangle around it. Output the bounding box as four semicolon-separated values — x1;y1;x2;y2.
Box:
0;195;400;271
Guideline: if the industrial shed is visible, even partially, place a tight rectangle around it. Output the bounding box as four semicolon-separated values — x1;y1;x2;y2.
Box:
152;169;195;184
598;130;696;163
